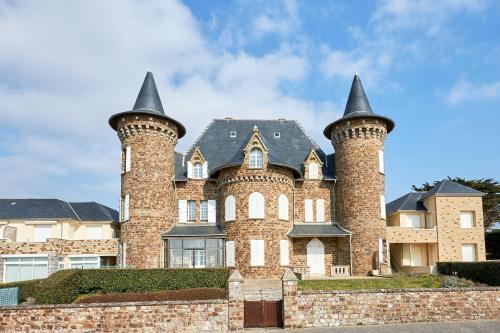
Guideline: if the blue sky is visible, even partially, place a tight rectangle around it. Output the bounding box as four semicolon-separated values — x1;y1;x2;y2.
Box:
0;0;499;209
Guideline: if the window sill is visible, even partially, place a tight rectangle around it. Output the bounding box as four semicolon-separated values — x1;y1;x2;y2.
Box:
250;265;265;267
278;219;290;222
247;218;265;221
225;219;236;223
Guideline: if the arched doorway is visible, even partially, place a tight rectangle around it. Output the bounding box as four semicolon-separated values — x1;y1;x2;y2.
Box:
307;238;325;275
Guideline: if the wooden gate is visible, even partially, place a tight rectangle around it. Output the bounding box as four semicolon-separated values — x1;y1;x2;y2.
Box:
244;300;283;328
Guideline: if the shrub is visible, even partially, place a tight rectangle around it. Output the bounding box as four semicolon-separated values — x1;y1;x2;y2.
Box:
441;276;476;288
34;268;229;304
0;279;42;302
485;230;500;259
437;261;500;286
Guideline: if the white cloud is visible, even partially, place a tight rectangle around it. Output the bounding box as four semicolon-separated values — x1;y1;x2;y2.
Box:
446;79;500;105
0;0;339;207
252;0;300;38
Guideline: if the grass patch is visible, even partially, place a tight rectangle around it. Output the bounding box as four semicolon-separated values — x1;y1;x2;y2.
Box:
298;275;444;291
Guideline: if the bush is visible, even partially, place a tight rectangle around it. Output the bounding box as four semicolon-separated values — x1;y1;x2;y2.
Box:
441;276;476;288
0;279;43;302
485;230;500;259
34;268;229;304
437;261;500;286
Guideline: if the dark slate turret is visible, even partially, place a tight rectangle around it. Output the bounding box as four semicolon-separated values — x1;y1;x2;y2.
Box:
323;73;394;138
109;71;186;138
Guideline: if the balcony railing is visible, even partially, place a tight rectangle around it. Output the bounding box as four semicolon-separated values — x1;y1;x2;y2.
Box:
331;265;350;277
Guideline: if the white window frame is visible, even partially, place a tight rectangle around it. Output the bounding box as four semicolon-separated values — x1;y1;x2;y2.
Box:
304;199;314;222
3;254;49;283
405;214;422;229
461;244;476;262
380;195;386;219
193;163;203;179
226;240;235;267
278;194;289;221
378;150;384;174
460;211;474;229
250;240;265;266
249;149;263;168
68;255;100;269
316;199;325;222
280;240;289;266
200;201;209;222
248;192;265;219
187;200;196;223
225;195;236;221
309;162;319;179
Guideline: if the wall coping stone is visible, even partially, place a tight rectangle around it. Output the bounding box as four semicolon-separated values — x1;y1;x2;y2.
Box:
0;298;228;311
297;286;500;295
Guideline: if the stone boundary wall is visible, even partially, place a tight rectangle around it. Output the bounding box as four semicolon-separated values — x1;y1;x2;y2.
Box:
283;276;500;329
0;299;228;333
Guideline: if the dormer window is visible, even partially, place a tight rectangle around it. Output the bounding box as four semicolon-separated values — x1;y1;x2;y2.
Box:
273;132;280;138
193;163;203;179
249;149;263;168
309;162;319;179
229;131;237;138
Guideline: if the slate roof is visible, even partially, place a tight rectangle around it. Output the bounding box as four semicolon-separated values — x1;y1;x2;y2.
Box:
323;74;395;138
0;199;118;223
386;179;485;215
288;224;350;238
109;71;186;138
386;192;426;216
161;225;226;238
174;119;335;179
419;179;485;200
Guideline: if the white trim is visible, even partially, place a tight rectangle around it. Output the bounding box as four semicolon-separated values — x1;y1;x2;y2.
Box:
125;146;131;172
24;221;57;225
1;254;49;258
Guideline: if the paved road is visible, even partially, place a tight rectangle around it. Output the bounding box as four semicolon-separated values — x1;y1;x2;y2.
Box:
247;320;500;332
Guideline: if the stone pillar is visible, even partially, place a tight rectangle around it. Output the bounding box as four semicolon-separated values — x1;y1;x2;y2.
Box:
282;268;298;329
47;252;59;276
227;270;244;331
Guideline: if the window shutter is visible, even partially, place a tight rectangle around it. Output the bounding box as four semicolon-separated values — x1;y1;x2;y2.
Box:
251;240;264;266
230;196;236;220
278;194;288;220
202;162;208;179
305;199;313;222
119;197;123;222
225;196;236;221
125;146;131;172
178;200;187;223
226;241;235;267
280;240;289;266
380;195;386;219
120;149;125;174
460;212;474;228
249;192;264;219
124;194;130;221
378;238;384;263
187;161;193;179
378;150;384;174
316;199;325;222
208;200;216;223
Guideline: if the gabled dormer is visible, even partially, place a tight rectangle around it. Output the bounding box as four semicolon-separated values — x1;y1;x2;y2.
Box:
243;125;269;170
187;147;208;179
304;148;323;180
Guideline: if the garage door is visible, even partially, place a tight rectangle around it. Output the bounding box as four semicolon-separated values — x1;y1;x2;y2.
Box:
244;300;283;328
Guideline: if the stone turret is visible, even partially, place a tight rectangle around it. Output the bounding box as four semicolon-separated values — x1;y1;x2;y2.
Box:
109;71;185;268
323;74;394;275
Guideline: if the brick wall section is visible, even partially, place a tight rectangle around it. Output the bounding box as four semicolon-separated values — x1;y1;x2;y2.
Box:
0;238;119;256
290;237;347;274
386;227;438;243
432;196;486;261
293;180;334;222
117;115;180;269
283;280;500;328
329;118;390;275
219;165;294;278
0;300;228;333
175;180;218;224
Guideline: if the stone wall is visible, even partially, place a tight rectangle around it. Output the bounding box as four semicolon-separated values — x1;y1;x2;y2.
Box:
0;238;119;256
0;300;228;333
117;114;180;269
282;277;500;329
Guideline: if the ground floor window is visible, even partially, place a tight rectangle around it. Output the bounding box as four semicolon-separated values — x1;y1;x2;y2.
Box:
69;256;100;269
166;238;224;268
4;256;48;282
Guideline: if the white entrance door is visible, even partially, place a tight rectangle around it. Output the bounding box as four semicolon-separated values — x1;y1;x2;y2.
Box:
307;238;325;275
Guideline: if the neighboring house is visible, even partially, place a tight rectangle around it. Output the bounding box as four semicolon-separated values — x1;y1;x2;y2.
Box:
108;70;487;279
386;180;486;274
0;199;119;282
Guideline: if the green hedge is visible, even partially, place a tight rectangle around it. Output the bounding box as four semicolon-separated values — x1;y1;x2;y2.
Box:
437;261;500;286
0;279;43;302
0;268;229;304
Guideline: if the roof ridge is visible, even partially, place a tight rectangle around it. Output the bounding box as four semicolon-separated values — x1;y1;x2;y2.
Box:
185;119;215;156
65;201;82;221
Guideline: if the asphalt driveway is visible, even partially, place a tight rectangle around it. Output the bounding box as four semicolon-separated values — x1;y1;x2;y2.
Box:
247;320;500;332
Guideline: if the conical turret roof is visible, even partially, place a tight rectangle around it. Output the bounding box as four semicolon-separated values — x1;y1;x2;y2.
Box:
323;73;394;138
109;71;186;138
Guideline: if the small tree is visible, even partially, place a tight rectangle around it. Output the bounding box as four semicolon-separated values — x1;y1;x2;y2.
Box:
412;177;500;230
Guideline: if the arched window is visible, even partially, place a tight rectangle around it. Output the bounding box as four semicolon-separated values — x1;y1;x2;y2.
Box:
225;195;236;221
278;194;289;220
193;163;203;179
248;192;265;219
249;149;263;168
309;162;319;179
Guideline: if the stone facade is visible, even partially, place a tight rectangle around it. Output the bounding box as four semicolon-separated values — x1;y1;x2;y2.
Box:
282;277;500;329
117;114;180;269
0;238;119;256
328;118;390;275
0;300;228;333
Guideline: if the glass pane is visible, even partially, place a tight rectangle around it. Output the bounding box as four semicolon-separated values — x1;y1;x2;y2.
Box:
4;258;19;264
19;265;33;281
194;250;206;268
169;239;182;249
200;201;208;221
206;239;219;248
33;264;48;279
20;257;33;263
169;249;183;268
34;257;48;263
218;249;224;266
206;249;218;267
187;201;196;222
183;239;204;249
5;265;19;282
183;250;193;268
